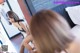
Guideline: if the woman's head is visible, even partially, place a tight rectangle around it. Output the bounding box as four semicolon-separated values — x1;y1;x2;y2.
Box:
7;11;19;23
30;10;74;53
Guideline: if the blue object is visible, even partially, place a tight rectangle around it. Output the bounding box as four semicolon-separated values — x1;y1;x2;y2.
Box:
0;40;3;45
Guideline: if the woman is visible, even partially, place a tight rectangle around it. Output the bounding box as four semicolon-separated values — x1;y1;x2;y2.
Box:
7;11;29;37
30;10;80;53
7;11;34;53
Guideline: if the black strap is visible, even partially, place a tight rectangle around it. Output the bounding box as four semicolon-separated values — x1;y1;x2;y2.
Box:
18;22;26;32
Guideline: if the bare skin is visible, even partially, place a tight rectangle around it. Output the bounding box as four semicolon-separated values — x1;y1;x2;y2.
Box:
66;35;80;53
20;35;37;53
9;18;35;53
20;35;32;53
12;22;34;52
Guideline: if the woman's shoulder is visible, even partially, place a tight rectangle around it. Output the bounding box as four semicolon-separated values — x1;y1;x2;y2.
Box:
68;27;80;53
71;25;80;43
67;25;80;53
67;36;80;53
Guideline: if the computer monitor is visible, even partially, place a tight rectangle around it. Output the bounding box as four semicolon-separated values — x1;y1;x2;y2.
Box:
24;0;80;15
24;0;66;15
24;0;77;28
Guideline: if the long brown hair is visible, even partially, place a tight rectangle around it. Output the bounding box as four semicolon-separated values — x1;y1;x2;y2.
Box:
30;10;74;53
7;11;19;22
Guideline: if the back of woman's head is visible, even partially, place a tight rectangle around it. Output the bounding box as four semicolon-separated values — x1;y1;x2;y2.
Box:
30;10;74;53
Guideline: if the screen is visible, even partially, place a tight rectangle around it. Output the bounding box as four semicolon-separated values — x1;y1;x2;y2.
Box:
30;0;60;11
25;0;67;15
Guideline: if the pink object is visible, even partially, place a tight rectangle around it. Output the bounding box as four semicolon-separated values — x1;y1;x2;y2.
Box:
0;0;5;4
